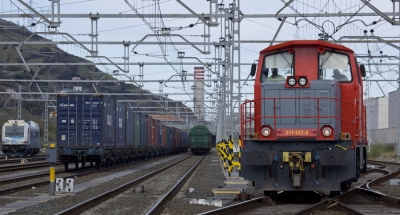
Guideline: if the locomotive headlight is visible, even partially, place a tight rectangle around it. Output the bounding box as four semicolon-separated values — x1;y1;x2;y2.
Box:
298;77;307;86
322;127;332;137
287;77;296;86
261;127;271;137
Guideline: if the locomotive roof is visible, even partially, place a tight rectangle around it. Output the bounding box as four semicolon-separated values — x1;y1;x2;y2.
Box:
260;40;354;53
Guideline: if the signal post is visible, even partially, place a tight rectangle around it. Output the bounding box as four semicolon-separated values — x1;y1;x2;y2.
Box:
46;143;57;196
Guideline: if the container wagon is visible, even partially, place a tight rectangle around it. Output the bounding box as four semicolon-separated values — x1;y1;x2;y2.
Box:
189;125;212;155
57;94;190;171
1;120;40;157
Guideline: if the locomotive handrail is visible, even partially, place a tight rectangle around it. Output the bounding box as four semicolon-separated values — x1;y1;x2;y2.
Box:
241;97;357;144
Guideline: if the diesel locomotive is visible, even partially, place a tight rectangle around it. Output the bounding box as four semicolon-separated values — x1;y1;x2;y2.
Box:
240;40;368;198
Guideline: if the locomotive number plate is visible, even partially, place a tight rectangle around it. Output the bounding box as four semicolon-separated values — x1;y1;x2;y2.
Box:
277;129;317;137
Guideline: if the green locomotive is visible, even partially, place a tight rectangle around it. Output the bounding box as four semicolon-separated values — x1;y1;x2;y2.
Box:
189;125;212;155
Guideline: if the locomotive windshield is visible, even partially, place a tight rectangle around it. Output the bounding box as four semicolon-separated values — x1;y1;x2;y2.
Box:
3;124;25;144
261;52;293;82
4;125;24;136
319;51;352;82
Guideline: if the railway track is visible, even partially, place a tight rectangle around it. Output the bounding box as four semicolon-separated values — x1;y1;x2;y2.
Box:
0;169;97;196
368;159;400;170
0;161;60;172
0;156;45;164
0;155;174;196
54;155;196;215
3;154;398;214
145;156;204;214
199;160;400;215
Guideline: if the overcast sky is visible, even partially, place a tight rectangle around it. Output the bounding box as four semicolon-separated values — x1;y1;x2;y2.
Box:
1;0;399;116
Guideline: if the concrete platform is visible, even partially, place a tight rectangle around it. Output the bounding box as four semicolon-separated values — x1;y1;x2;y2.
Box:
212;162;249;199
0;154;185;215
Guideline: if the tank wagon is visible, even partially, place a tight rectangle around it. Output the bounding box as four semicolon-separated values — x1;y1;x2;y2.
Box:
240;40;368;198
57;94;189;171
1;120;40;157
189;125;212;155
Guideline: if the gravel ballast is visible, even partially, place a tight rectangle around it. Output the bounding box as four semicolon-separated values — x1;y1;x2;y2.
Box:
2;149;266;214
5;154;189;215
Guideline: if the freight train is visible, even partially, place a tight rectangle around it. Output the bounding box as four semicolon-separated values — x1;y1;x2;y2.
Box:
240;40;368;198
57;94;189;171
189;125;212;155
1;120;40;157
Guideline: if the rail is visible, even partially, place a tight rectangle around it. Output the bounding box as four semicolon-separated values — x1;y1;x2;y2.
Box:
145;156;204;214
54;155;192;215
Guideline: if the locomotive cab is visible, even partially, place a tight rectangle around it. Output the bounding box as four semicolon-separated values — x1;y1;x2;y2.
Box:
241;40;368;197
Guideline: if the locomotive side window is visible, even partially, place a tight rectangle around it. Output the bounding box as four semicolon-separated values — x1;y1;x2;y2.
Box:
318;51;352;82
261;51;294;82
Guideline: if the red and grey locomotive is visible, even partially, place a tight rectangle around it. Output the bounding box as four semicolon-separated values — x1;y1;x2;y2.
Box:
240;40;368;197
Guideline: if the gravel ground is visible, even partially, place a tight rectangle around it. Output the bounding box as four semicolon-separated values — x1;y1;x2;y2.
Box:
5;153;189;215
0;198;20;207
165;149;264;214
164;150;227;214
369;161;400;198
370;175;400;198
0;172;72;191
81;156;203;215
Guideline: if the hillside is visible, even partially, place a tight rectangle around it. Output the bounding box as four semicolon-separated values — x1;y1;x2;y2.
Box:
0;18;196;142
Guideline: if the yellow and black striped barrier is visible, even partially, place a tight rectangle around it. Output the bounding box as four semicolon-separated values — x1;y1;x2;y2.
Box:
216;139;241;176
